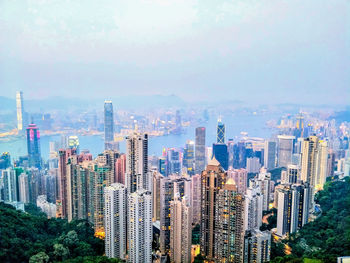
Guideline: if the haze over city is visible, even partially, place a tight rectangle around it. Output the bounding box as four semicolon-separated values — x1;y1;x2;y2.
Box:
1;0;349;104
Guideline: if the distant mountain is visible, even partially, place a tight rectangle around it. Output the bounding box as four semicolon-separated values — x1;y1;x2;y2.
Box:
0;94;187;112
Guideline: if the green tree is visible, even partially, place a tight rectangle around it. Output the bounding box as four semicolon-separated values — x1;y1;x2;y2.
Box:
29;252;49;263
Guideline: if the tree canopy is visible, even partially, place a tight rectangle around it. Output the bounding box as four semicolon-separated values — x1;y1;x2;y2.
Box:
0;202;106;263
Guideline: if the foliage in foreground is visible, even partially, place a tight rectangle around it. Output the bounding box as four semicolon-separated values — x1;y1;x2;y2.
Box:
271;177;350;263
0;202;104;263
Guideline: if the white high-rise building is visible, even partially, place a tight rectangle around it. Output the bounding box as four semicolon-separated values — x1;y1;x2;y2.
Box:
1;168;17;202
277;135;295;168
247;157;261;173
301;136;328;214
170;196;192;263
125;133;150;193
16;91;24;131
244;185;263;231
104;183;127;260
315;140;328;191
128;189;152;263
18;173;30;203
250;172;271;211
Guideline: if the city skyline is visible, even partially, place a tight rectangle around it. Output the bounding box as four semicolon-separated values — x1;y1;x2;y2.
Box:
0;1;349;263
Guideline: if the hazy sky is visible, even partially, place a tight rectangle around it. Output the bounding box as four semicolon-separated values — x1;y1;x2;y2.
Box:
0;0;349;104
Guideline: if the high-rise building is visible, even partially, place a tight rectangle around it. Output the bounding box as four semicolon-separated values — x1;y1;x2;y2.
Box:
277;135;295;168
160;175;191;254
104;100;114;150
212;143;228;171
228;168;247;194
16;91;25;132
170;195;192;263
191;173;201;225
217;118;225;144
125;133;149;193
246;157;261;173
244;184;263;231
57;148;77;219
183;140;195;175
264;140;276;170
36;195;56;218
166;148;182;176
65;152;93;222
104;183;127;260
244;229;271;263
281;164;299;184
195;127;206;174
0;152;11;169
214;178;245;263
115;154;126;184
128;189;153;263
315;140;328;191
158;157;166;176
276;183;309;237
252;172;271;211
200;157;227;260
26;123;41;169
68;136;80;153
233;141;247;169
300;136;328;214
1;168;18;202
152;171;163;221
18;172;30;203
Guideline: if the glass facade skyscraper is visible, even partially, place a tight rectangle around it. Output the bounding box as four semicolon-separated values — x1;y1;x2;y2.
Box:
104;100;114;150
217;118;225;144
195;127;206;174
26;123;41;169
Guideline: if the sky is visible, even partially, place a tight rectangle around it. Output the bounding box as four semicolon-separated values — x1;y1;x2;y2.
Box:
0;0;349;105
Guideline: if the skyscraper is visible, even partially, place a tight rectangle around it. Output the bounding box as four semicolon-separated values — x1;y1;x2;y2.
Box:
170;195;192;263
104;183;127;260
191;173;201;225
125;133;149;193
200;157;227;260
244;184;263;231
214;178;245;263
128;189;153;263
195;127;206;174
1;168;18;202
160;175;191;255
217;118;225;144
183;140;195;175
228;168;247;194
26;123;41;169
104;100;114;150
16;91;24;132
166;148;182;176
57;148;77;219
212;143;229;171
277;135;295;168
18;172;30;203
244;229;271;263
300;136;328;214
68;136;80;153
276;183;309;237
264;140;276;170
